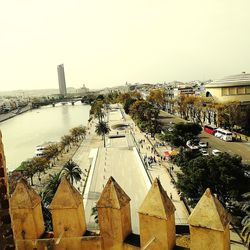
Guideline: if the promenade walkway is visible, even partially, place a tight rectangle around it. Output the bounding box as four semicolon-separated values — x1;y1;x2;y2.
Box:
122;111;190;225
83;108;149;233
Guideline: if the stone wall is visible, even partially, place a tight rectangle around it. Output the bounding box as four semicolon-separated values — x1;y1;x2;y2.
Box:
0;131;15;249
8;176;230;250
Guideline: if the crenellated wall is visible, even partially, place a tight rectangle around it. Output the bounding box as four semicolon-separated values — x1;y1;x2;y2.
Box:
8;175;231;250
0;131;15;249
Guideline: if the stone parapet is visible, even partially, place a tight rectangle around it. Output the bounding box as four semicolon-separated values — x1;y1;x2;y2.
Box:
7;176;232;250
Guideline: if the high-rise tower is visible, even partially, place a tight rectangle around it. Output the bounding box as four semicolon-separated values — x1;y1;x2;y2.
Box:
57;64;67;96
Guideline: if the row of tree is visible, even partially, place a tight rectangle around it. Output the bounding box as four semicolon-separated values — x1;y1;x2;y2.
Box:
83;87;250;134
118;90;163;136
166;94;250;134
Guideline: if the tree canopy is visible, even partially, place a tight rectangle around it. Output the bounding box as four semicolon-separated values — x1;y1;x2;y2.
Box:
146;89;167;108
174;152;249;206
162;122;202;147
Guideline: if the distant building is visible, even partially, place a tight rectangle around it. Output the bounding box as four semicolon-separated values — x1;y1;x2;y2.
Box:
173;87;195;97
205;73;250;103
76;84;89;94
57;64;67;96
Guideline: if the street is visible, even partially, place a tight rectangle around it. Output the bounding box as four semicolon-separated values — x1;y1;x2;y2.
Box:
159;110;250;163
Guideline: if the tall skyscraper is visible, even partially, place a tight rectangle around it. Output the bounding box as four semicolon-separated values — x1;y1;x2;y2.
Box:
57;64;67;96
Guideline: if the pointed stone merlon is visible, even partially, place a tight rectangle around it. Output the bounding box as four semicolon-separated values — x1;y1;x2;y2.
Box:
10;179;45;241
188;188;230;250
97;176;132;250
49;177;87;239
138;178;176;250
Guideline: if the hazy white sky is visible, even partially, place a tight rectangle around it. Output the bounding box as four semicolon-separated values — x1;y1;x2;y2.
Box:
1;0;250;91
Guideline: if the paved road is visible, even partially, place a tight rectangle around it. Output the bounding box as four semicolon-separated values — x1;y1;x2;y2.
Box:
200;132;250;163
160;110;250;163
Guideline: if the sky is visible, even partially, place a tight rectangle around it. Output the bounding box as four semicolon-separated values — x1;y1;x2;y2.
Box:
1;0;250;91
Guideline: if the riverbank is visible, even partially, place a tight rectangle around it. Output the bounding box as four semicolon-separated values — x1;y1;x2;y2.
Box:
2;103;90;170
29;121;99;195
31;140;84;194
0;105;32;122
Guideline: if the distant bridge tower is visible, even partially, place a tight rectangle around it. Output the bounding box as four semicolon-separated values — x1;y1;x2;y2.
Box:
57;64;67;96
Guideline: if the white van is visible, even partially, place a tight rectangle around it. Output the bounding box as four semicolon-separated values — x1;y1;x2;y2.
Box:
214;128;232;142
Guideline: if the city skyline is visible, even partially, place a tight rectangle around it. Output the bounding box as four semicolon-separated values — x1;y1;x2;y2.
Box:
1;0;250;91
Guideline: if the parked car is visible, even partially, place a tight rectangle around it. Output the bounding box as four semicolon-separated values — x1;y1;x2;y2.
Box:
212;149;222;156
186;140;199;150
199;141;208;148
200;149;209;156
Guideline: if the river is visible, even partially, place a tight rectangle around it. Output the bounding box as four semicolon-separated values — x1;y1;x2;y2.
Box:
0;102;90;171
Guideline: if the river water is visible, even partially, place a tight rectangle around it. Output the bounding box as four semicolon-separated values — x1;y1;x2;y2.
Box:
0;102;90;171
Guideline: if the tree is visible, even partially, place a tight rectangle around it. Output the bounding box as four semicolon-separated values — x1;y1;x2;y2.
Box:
60;134;72;151
117;91;142;105
91;206;99;224
43;172;61;205
31;157;49;178
95;121;111;147
143;106;160;136
147;89;167;108
241;106;250;134
90;101;104;122
162;122;202;147
44;143;59;163
170;147;201;168
60;160;82;185
70;126;86;143
21;160;36;186
176;153;249;207
124;98;136;114
216;102;243;130
78;125;87;139
241;192;250;247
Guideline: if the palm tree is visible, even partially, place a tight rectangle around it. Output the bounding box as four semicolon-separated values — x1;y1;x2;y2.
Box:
60;160;82;184
40;191;53;231
91;206;99;224
40;172;62;230
43;172;62;205
90;101;105;122
95;121;111;147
